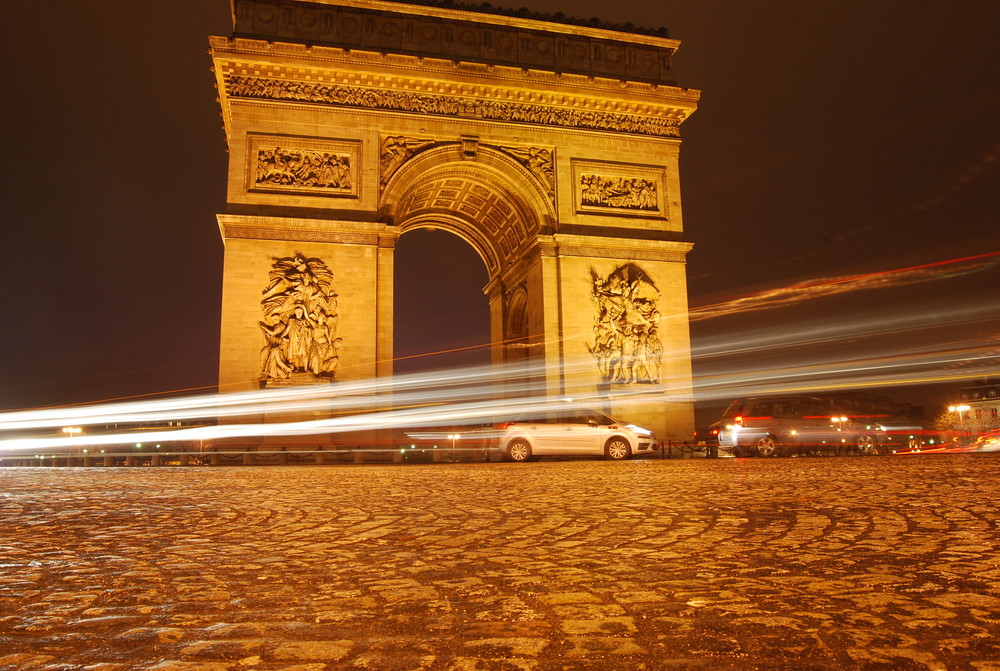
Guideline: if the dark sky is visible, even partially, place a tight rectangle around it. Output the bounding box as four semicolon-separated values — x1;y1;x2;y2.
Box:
2;0;998;414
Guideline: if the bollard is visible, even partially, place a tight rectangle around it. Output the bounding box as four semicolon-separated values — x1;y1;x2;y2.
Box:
243;452;254;466
354;451;365;464
315;450;326;465
125;455;137;467
432;449;443;463
392;450;403;463
210;453;221;466
104;455;114;467
179;454;190;466
151;454;162;466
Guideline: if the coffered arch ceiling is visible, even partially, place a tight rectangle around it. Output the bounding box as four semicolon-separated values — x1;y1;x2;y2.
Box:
381;145;554;278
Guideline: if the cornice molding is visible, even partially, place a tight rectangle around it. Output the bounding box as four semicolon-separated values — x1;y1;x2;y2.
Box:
549;233;693;263
217;214;387;245
210;37;700;105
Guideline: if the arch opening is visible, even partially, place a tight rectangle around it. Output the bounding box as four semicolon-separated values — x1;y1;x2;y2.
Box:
393;228;491;375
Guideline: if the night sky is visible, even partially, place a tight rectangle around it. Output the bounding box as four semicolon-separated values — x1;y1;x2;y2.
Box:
2;1;998;416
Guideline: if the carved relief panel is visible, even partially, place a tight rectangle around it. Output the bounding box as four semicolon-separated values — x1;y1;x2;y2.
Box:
259;252;341;385
588;263;662;385
248;134;360;198
572;160;667;219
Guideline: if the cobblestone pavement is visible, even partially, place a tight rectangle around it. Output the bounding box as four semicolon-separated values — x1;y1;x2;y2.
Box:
1;454;999;671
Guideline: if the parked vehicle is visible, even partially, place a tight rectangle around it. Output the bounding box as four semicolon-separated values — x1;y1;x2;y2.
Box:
714;395;887;457
498;409;656;461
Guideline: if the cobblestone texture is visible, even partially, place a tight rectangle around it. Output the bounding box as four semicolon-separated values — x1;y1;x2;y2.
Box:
1;455;999;670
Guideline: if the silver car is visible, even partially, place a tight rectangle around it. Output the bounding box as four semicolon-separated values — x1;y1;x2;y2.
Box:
498;409;656;461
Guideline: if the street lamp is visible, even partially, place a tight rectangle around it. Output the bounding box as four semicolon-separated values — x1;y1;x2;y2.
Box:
948;404;971;442
62;427;83;458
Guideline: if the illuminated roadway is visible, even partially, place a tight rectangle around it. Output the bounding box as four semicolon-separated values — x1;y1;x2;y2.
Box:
1;455;998;669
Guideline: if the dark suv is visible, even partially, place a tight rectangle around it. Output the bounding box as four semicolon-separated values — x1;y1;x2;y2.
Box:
714;395;886;457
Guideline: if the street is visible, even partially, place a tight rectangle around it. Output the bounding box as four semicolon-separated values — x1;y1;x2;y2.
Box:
1;455;998;670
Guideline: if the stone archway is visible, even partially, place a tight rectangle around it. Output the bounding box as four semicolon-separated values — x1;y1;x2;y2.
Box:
381;141;555;372
211;0;700;440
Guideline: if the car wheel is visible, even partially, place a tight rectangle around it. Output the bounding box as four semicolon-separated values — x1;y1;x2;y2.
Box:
506;439;532;462
855;434;876;455
605;437;632;460
755;435;779;457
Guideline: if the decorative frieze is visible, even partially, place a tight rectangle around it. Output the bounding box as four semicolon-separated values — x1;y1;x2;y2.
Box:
248;134;360;198
230;0;679;86
581;175;657;211
226;74;681;138
571;159;667;219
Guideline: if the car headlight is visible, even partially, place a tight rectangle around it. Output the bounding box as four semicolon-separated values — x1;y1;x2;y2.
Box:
627;424;652;437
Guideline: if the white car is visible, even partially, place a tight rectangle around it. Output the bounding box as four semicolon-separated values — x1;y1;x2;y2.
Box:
498;409;656;461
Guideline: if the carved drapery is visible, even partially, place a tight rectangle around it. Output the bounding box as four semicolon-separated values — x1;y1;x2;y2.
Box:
259;252;341;384
227;75;681;138
589;263;662;385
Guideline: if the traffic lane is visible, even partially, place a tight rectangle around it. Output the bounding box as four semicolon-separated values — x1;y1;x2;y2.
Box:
0;455;998;669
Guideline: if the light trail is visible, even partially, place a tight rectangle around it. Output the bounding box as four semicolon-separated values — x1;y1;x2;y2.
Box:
690;252;999;322
2;253;995;454
0;375;667;453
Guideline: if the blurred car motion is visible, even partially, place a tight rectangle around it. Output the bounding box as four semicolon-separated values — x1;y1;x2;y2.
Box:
498;409;656;461
713;395;887;457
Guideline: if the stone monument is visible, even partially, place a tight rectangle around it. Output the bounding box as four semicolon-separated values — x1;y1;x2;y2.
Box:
211;0;700;440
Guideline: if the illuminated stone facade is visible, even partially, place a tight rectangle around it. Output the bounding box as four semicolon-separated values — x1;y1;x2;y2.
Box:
212;0;700;439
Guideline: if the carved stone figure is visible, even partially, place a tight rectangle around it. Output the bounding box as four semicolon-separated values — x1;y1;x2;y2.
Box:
503;146;555;197
588;264;661;384
581;174;658;211
259;252;340;383
379;136;436;186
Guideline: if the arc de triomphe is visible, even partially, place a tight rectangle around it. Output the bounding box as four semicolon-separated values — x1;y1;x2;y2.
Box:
211;0;700;440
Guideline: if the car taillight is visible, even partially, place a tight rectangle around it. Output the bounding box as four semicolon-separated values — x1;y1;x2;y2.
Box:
734;416;744;427
497;422;514;429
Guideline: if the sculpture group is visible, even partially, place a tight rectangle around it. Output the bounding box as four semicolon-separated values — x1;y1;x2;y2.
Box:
589;264;662;384
259;253;342;383
256;147;352;190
